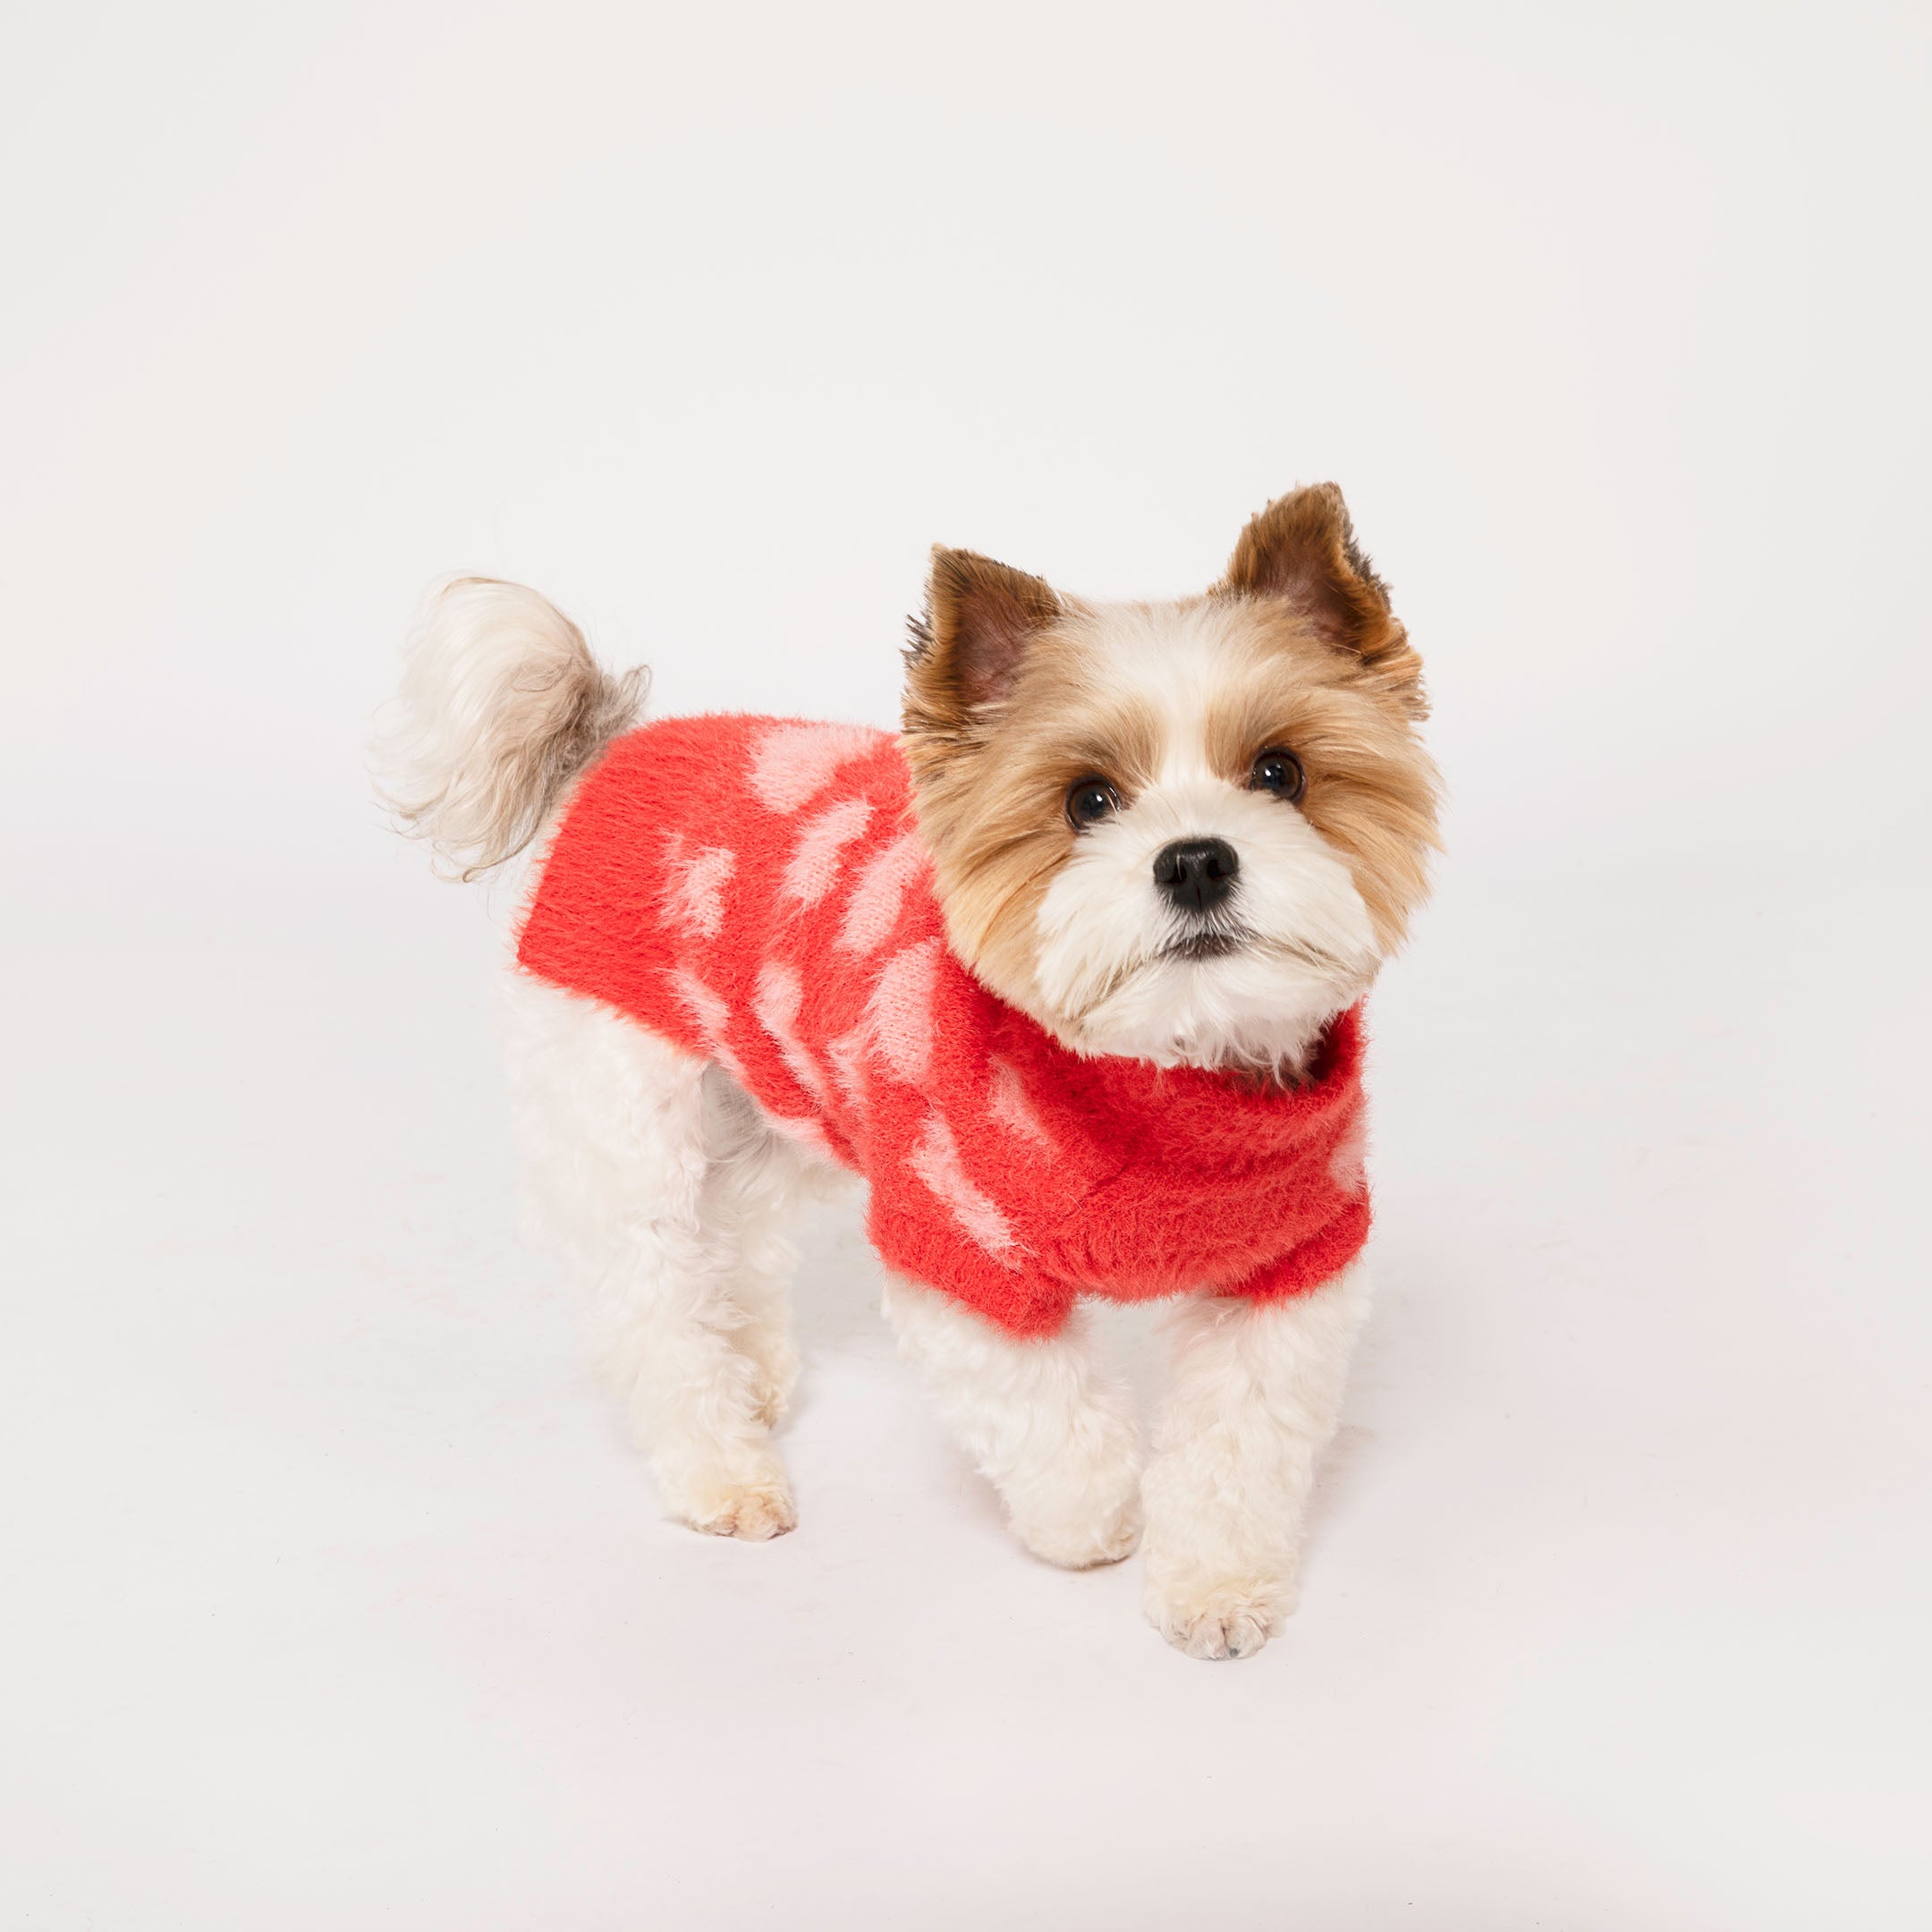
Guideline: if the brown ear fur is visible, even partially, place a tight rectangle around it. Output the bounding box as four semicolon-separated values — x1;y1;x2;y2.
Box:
1217;485;1427;716
903;547;1061;742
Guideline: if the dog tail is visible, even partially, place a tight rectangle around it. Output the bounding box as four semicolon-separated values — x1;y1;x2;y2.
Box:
373;577;647;882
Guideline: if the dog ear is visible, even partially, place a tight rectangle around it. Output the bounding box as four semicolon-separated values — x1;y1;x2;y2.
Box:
1219;482;1391;642
903;547;1062;735
1218;484;1424;712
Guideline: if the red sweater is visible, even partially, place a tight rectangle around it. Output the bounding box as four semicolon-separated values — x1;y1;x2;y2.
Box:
516;716;1371;1336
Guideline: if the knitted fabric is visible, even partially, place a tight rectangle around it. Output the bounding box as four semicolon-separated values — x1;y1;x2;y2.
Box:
516;716;1372;1336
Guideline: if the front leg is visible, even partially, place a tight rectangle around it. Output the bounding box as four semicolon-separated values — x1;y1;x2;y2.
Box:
882;1275;1143;1569
1141;1262;1370;1659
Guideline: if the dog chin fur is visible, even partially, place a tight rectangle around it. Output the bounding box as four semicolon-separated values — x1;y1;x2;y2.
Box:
1030;744;1383;1079
377;483;1438;1659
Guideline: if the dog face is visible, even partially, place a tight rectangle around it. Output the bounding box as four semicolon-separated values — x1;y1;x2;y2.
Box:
901;485;1440;1074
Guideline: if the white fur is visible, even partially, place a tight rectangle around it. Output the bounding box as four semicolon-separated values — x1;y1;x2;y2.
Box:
1035;602;1381;1077
386;575;1392;1658
881;1275;1144;1569
373;576;644;879
500;959;1365;1649
498;968;825;1538
1141;1265;1371;1658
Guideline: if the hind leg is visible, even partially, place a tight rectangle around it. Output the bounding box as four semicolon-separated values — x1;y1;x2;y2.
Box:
699;1065;828;1428
498;970;797;1538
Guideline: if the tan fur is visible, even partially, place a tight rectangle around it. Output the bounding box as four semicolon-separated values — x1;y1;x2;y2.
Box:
902;489;1440;1032
906;614;1152;1018
904;546;1063;732
1216;482;1428;720
1201;608;1440;948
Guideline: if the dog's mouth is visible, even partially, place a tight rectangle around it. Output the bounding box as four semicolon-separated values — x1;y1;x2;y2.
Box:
1163;928;1245;962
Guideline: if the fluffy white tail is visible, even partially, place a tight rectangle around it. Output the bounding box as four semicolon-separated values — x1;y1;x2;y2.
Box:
374;577;646;880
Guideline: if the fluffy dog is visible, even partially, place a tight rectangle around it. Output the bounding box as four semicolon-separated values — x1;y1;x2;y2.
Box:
377;485;1438;1658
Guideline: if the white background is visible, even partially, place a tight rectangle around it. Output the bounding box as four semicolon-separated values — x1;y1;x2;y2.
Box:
4;2;1928;1925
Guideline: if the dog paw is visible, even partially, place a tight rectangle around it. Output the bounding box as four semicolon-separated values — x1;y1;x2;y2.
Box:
1147;1583;1281;1660
686;1482;798;1541
1012;1491;1144;1570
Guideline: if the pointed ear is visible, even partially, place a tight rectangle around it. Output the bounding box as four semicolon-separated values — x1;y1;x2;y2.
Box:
1217;483;1424;712
903;546;1061;736
1220;482;1393;641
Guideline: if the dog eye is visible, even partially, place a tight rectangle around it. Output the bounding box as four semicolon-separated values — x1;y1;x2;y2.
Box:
1065;777;1122;829
1248;748;1306;802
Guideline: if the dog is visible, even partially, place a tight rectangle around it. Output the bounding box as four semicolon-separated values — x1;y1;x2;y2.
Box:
376;484;1439;1659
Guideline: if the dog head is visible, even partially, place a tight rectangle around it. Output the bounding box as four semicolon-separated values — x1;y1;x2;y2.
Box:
901;485;1440;1076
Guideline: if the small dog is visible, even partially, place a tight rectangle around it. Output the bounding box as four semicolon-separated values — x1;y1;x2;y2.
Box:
377;485;1438;1659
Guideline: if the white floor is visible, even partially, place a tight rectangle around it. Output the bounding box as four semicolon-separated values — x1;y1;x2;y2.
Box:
6;810;1928;1928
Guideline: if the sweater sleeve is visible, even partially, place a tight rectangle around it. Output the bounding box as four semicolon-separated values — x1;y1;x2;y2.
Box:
1216;1196;1372;1305
864;1189;1078;1338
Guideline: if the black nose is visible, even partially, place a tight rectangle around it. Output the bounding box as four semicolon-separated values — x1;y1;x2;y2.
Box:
1152;837;1239;914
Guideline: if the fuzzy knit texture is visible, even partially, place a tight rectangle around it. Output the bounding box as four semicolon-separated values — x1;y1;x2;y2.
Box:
515;716;1373;1337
